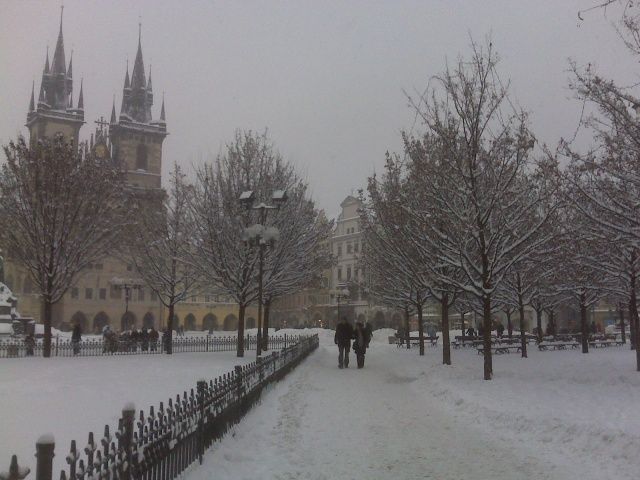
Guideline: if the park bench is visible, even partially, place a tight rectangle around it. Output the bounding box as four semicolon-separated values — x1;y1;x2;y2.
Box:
538;342;579;351
476;345;521;355
589;340;617;348
396;335;439;347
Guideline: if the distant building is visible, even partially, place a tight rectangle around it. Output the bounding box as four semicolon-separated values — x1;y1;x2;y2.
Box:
5;11;256;333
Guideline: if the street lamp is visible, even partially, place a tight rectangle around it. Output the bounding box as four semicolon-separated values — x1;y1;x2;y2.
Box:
239;189;287;357
330;283;349;327
113;278;142;330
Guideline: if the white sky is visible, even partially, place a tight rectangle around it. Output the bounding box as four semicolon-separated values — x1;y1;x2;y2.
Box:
0;0;637;214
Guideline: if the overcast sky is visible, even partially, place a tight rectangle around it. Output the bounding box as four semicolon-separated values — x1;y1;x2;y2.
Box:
0;0;637;215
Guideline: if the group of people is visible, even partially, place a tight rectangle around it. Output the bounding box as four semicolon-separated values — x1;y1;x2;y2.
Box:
101;325;160;353
334;317;373;369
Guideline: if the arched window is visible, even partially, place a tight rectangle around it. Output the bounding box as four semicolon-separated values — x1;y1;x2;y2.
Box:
223;314;238;331
202;313;218;332
184;314;196;331
93;312;110;333
136;144;148;170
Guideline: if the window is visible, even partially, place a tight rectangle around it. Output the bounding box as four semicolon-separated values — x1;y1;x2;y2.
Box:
205;295;211;303
110;285;122;299
95;263;103;270
347;243;352;254
337;268;342;280
85;288;93;300
71;288;79;299
150;291;157;302
99;288;106;300
138;288;145;302
191;296;198;303
337;244;342;257
136;144;148;170
354;242;359;253
347;267;352;280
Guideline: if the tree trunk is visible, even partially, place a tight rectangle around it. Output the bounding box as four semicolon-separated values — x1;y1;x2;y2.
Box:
518;295;527;359
166;303;174;355
42;297;53;358
580;293;589;354
237;303;246;357
461;311;466;340
404;305;410;350
442;295;451;365
536;307;543;344
262;299;270;351
506;310;513;338
483;295;493;380
548;309;556;337
618;306;626;344
630;283;640;371
417;303;425;356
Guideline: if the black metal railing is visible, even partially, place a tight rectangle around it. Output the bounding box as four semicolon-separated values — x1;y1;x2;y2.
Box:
2;334;319;480
0;334;301;358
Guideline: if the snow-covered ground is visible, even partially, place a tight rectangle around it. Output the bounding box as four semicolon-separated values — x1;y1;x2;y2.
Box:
0;351;253;474
2;329;639;479
188;330;640;480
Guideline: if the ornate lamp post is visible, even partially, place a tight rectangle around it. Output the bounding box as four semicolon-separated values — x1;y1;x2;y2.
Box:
330;283;349;328
239;189;287;357
113;279;141;330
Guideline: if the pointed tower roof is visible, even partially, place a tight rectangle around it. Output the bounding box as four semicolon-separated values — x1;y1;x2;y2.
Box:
51;6;66;75
77;79;84;110
44;47;50;74
110;96;117;123
160;94;166;122
147;65;152;92
130;23;146;89
124;60;130;88
29;81;35;112
67;51;73;79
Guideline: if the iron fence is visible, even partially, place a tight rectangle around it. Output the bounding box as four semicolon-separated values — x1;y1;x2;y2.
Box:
1;334;319;480
0;334;301;358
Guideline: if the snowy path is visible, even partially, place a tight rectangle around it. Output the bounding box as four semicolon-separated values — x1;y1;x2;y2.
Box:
191;343;577;480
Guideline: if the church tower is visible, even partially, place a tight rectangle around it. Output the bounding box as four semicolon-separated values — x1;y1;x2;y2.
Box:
26;8;84;145
109;25;167;192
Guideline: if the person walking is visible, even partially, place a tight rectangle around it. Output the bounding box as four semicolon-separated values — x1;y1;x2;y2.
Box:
353;321;369;368
334;317;354;369
71;323;82;355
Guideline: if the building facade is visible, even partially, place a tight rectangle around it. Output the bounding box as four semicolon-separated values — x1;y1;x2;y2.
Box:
5;12;258;333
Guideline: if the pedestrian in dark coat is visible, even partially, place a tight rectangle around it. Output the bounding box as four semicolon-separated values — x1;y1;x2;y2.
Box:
334;317;354;369
149;327;159;351
72;324;82;355
353;322;368;368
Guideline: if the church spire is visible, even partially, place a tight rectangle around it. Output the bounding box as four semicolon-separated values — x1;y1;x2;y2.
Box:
44;46;50;74
130;22;146;90
51;5;66;75
124;60;130;89
77;78;84;110
29;81;35;112
110;96;117;124
160;93;166;122
67;50;73;79
147;64;152;92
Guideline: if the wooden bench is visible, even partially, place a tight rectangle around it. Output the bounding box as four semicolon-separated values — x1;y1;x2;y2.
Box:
396;335;439;347
538;342;579;351
476;345;521;355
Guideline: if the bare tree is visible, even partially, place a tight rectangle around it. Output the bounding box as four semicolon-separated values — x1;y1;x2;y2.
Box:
126;164;198;354
260;183;334;348
191;130;300;357
403;40;555;379
360;156;431;355
0;135;125;357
